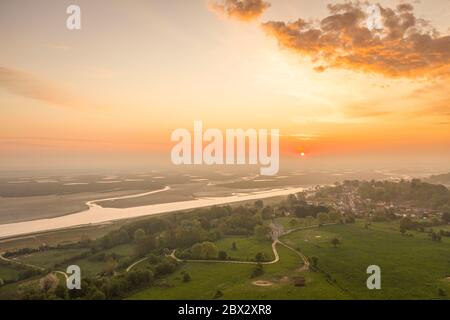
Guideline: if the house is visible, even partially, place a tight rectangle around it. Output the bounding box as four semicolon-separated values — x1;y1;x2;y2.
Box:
293;276;306;287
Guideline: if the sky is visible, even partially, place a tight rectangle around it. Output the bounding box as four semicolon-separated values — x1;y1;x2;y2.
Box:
0;0;449;173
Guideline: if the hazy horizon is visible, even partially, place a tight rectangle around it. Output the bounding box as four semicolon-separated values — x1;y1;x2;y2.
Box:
1;0;450;173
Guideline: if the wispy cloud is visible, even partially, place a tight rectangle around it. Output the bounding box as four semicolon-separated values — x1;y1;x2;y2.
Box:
209;0;270;22
289;133;321;141
0;67;83;109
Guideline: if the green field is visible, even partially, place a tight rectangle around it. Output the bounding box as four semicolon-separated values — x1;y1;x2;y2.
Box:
282;223;450;299
432;224;450;232
130;239;348;300
16;248;89;270
0;265;20;282
214;237;274;261
130;222;450;300
69;244;135;277
274;217;316;230
2;219;449;300
11;243;135;278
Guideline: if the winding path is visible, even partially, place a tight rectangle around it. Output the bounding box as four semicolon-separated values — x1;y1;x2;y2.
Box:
277;241;310;272
164;240;309;271
168;240;281;266
126;223;325;272
0;252;46;272
53;270;69;280
2;252;75;282
126;257;150;272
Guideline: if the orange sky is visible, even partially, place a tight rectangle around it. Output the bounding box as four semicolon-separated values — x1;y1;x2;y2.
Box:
0;0;449;171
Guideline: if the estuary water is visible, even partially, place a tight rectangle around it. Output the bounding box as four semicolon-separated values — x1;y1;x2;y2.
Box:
0;186;305;239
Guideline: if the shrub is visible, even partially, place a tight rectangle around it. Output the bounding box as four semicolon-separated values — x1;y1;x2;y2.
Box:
183;273;191;283
250;264;264;278
213;290;223;299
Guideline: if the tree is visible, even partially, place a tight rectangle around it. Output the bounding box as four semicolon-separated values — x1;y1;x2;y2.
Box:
329;210;341;223
254;225;271;240
183;273;191;283
191;243;204;259
107;278;127;298
103;257;118;276
287;194;297;206
311;256;319;269
261;206;273;219
305;216;315;226
54;283;67;299
126;269;154;287
191;242;219;259
175;224;207;247
255;252;268;262
400;226;407;235
442;212;450;223
40;274;58;294
346;214;356;223
250;264;264;278
88;289;106;300
155;261;176;276
431;232;442;242
400;217;417;231
213;290;223;299
21;288;46;300
202;242;219;259
134;228;146;242
218;250;228;260
135;235;157;257
254;200;264;209
317;212;330;225
331;237;340;248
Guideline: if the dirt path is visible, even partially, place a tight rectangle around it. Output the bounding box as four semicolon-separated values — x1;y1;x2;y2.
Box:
165;239;308;271
126;257;150;272
2;252;73;283
168;239;280;265
53;270;69;280
277;241;310;271
127;223;335;272
0;252;46;272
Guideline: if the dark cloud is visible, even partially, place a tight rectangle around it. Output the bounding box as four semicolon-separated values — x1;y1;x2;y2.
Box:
261;2;450;78
210;0;270;21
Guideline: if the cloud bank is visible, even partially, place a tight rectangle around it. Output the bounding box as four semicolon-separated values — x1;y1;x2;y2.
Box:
261;2;450;78
210;0;270;22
